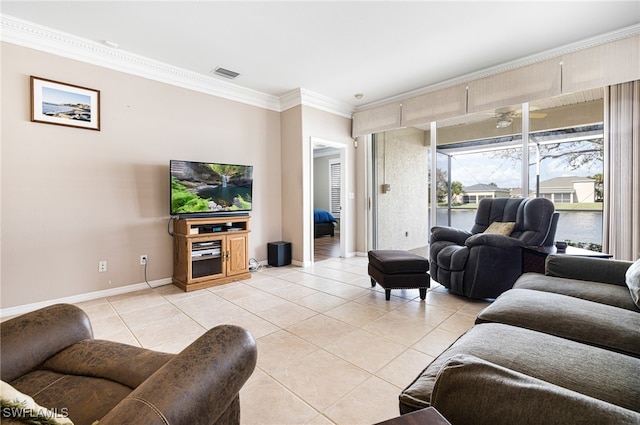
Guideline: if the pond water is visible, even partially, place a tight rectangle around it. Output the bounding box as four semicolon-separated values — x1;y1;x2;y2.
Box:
437;209;602;246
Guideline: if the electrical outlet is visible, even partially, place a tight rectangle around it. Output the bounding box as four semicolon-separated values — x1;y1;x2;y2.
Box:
99;260;107;272
140;255;148;265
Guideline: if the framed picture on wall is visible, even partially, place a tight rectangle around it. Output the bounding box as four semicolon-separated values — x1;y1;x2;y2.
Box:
31;76;100;131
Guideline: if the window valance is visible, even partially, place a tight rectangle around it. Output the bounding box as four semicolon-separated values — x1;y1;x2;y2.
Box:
467;59;561;113
351;33;639;136
562;34;640;94
401;84;468;128
352;102;402;137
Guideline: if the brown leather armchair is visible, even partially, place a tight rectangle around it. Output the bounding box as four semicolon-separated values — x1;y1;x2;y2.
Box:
430;197;558;299
1;303;257;425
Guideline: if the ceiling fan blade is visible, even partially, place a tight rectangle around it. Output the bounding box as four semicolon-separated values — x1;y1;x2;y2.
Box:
513;111;548;119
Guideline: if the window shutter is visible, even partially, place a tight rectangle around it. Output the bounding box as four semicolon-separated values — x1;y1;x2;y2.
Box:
330;161;341;214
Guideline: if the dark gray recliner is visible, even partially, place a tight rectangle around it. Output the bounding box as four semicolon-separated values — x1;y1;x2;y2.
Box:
429;197;557;299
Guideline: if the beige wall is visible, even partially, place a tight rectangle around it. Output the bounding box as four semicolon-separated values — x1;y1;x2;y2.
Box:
279;106;304;263
1;42;283;309
280;105;354;265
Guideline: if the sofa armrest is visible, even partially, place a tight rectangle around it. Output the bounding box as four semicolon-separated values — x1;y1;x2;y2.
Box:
431;354;640;425
430;226;472;246
42;339;174;388
0;304;93;382
465;233;525;250
98;324;257;425
545;255;631;286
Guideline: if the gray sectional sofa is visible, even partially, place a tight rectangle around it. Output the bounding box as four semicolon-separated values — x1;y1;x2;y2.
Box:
400;254;640;425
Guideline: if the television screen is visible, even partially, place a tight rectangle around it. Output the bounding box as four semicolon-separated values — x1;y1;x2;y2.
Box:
170;160;253;216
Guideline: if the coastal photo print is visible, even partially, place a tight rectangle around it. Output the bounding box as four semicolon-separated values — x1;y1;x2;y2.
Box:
31;76;100;131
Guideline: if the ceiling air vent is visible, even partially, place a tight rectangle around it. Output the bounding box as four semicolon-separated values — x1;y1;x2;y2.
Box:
212;67;240;79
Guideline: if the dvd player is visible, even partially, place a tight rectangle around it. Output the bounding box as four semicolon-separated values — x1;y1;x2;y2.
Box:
191;248;221;257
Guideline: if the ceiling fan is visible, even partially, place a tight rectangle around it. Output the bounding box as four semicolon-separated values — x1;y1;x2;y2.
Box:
493;107;548;128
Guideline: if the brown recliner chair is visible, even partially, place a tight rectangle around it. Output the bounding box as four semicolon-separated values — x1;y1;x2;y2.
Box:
1;303;257;425
430;197;558;299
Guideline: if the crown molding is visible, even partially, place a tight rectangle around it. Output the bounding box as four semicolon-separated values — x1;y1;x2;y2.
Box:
355;23;640;112
280;88;354;118
0;14;353;116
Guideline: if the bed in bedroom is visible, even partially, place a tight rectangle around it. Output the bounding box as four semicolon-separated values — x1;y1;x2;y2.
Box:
314;209;337;238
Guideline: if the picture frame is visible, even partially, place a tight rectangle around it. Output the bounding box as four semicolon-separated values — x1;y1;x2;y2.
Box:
31;76;100;131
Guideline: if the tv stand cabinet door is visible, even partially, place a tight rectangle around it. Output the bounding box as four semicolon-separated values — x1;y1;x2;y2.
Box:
226;234;249;277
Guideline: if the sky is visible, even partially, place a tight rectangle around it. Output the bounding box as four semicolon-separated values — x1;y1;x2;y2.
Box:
42;87;90;106
448;150;602;189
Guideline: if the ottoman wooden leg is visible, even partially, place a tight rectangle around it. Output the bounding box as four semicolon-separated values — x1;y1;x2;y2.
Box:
419;288;427;300
385;289;391;300
370;278;377;288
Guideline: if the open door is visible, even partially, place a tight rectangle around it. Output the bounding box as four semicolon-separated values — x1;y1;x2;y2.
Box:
310;138;347;262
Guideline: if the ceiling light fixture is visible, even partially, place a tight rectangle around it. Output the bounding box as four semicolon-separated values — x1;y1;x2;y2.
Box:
212;67;240;79
354;93;364;100
496;116;513;128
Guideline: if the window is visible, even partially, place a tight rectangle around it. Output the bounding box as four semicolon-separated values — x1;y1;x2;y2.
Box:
555;193;573;203
329;159;341;215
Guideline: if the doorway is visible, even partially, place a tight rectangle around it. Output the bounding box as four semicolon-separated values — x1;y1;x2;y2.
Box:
311;138;347;262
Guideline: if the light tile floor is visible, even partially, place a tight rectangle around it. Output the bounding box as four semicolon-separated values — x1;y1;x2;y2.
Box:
75;255;490;425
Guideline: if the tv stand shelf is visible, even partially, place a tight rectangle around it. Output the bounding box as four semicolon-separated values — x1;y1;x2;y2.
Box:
172;216;251;291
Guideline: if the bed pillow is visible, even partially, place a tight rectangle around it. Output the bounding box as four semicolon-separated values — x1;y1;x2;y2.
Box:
484;221;515;236
625;258;640;308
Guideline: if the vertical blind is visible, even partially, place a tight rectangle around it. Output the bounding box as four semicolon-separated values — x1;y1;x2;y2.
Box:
603;80;640;260
330;161;341;214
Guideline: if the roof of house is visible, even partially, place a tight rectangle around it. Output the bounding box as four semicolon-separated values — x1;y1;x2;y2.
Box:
463;183;510;193
539;176;595;190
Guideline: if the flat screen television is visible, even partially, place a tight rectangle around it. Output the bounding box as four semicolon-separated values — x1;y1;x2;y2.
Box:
170;160;253;217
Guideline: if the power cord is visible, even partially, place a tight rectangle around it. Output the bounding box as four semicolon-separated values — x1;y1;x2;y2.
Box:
143;259;152;289
249;258;262;272
167;217;175;236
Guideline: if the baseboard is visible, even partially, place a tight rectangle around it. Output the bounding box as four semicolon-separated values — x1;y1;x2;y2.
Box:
0;278;173;319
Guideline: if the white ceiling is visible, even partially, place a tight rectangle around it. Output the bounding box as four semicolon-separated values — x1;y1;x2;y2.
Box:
2;1;639;109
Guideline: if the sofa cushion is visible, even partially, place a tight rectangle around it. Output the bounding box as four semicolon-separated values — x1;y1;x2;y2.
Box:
1;380;74;425
626;258;640;308
399;323;640;414
514;273;640;312
483;221;515;236
430;354;640;425
545;255;630;286
476;288;640;357
10;370;131;425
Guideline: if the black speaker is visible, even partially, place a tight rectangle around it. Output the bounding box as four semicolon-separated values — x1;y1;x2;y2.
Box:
268;241;291;267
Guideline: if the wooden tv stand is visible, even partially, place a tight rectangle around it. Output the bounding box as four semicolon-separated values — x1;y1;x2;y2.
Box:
172;215;251;291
